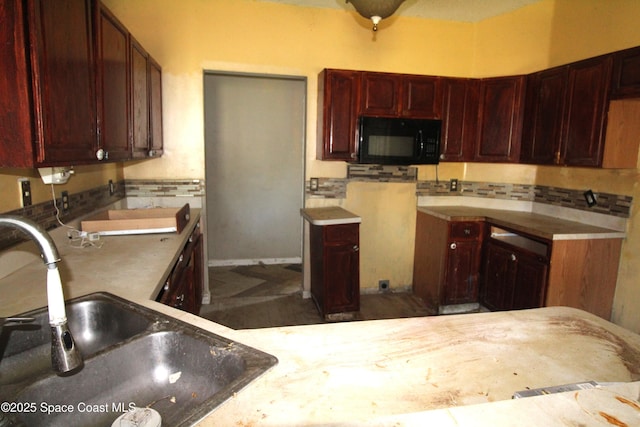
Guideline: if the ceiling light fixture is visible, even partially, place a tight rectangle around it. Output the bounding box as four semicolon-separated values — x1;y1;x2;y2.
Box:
346;0;406;31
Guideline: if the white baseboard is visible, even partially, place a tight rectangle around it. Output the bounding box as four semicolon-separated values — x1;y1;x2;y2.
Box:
208;257;302;267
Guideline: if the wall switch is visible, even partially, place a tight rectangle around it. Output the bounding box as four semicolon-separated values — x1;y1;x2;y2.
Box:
61;191;70;214
449;178;458;192
19;178;31;207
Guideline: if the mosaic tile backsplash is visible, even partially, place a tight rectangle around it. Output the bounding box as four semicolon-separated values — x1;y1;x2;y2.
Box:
416;180;632;218
0;179;204;251
307;165;632;219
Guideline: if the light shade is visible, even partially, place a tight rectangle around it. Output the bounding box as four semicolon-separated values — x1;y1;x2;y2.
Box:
347;0;405;19
346;0;405;31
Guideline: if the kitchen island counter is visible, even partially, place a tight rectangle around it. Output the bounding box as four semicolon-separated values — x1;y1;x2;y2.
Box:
151;303;640;426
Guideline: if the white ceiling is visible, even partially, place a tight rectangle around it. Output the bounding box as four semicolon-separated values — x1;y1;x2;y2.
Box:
258;0;543;23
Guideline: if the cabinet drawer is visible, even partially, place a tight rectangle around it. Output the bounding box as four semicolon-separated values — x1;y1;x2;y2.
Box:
449;222;482;240
324;224;359;243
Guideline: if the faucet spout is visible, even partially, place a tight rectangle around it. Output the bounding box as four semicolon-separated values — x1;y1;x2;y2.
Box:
0;215;83;373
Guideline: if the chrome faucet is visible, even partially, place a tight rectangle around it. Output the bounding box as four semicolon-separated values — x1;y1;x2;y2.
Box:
0;215;83;373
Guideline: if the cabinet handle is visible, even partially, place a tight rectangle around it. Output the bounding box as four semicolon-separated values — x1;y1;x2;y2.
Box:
96;148;105;160
450;243;457;250
353;245;359;252
511;253;517;261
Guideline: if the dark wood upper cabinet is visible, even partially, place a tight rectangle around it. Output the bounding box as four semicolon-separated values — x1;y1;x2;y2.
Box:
317;69;361;161
474;76;525;162
0;0;162;168
361;72;401;116
562;55;612;166
0;0;35;168
28;0;99;166
149;57;164;157
96;3;131;162
401;75;441;118
131;38;151;159
439;78;479;162
521;66;568;165
522;55;613;167
611;46;640;99
361;72;440;118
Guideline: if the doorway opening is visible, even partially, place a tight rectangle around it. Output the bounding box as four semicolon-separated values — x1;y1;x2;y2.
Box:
203;72;306;268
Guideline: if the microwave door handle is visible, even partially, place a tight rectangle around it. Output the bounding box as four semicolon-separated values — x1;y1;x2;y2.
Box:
417;130;424;157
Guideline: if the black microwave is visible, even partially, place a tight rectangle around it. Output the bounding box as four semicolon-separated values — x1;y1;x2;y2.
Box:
357;116;441;165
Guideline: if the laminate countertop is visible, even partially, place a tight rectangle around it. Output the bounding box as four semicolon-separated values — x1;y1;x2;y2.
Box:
418;206;626;240
0;209;202;316
301;206;361;225
1;209;640;426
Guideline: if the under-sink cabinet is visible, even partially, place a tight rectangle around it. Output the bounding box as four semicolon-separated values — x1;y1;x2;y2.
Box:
156;222;204;315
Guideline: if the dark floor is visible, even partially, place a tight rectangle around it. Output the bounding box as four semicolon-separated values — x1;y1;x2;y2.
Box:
198;264;432;329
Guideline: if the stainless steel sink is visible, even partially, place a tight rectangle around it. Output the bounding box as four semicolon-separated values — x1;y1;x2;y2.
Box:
0;292;277;426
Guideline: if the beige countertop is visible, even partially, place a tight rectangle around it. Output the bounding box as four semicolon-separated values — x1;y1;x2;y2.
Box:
0;209;201;316
2;208;640;426
301;206;361;225
418;206;626;240
161;304;640;427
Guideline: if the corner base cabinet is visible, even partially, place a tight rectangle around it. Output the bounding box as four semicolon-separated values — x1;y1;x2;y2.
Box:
310;223;360;320
413;211;484;314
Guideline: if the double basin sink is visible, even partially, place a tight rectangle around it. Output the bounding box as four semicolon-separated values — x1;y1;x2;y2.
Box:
0;292;277;426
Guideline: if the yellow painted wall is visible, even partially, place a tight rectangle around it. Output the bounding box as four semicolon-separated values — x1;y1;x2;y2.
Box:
0;165;122;214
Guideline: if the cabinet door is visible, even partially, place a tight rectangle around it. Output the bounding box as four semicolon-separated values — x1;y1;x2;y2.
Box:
96;4;131;161
361;72;401;116
317;69;361;161
562;56;612;166
475;76;525;163
481;241;516;311
29;0;98;165
611;46;640;99
324;240;360;313
131;38;150;158
511;251;547;310
443;240;481;305
439;78;479;162
0;0;35;168
401;76;440;118
521;67;567;165
148;57;164;157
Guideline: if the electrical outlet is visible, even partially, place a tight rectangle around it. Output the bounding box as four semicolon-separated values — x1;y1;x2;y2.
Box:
449;178;458;192
109;179;115;196
378;279;390;292
19;178;31;207
309;178;319;191
61;191;70;214
584;190;597;207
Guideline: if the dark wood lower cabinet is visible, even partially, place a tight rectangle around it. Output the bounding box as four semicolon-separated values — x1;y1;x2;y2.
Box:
481;239;548;311
157;223;204;315
310;223;360;320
